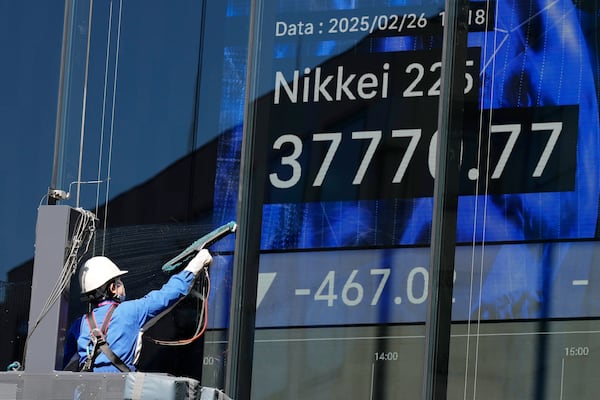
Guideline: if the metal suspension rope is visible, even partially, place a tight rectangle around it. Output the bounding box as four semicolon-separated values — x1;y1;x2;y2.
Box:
95;0;114;227
31;209;97;329
75;0;95;208
102;0;123;255
22;208;97;367
17;0;101;371
462;0;499;398
23;0;98;365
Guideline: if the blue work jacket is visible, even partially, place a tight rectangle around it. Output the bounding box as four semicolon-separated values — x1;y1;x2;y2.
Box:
64;270;195;372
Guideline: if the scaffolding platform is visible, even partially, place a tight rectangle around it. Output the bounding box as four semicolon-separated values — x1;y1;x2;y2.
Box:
0;371;232;400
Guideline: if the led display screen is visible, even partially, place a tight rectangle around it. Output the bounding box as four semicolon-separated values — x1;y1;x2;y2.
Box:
211;0;600;326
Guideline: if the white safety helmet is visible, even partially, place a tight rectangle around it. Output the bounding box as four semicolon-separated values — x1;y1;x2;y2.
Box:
79;256;128;294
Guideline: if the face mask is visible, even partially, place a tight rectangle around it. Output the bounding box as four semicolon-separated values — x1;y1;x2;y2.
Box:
113;280;126;302
117;289;126;302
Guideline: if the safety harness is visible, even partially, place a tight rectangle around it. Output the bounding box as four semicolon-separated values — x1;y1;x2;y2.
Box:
81;303;131;372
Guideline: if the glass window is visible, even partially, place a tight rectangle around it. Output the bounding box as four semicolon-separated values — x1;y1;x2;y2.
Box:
53;0;243;385
239;0;600;398
4;0;600;397
0;1;65;370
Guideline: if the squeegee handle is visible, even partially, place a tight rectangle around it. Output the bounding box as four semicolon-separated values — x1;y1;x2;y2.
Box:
161;221;237;273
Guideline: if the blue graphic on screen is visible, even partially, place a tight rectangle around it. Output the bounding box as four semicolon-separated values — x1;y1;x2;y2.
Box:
465;0;600;319
211;0;600;323
257;0;599;248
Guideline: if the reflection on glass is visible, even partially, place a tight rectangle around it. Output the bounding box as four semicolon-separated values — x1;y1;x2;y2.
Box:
243;0;600;398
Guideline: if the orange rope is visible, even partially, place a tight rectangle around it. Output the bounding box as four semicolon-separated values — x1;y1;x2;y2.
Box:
148;271;211;346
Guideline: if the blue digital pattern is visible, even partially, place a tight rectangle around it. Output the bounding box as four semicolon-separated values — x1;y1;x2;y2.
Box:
468;0;600;319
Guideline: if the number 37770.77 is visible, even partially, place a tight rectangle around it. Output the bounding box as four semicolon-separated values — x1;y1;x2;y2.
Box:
269;122;563;189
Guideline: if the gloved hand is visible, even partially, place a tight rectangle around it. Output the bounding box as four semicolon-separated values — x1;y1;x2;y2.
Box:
184;249;213;275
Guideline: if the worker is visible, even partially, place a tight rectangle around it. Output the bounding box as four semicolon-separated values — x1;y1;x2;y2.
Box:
63;249;212;372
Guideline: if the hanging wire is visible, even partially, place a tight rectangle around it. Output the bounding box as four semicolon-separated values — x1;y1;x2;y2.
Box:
11;0;125;372
147;268;212;346
95;0;114;236
22;0;98;366
20;0;111;369
462;0;499;398
102;0;123;255
75;0;95;208
22;208;98;365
